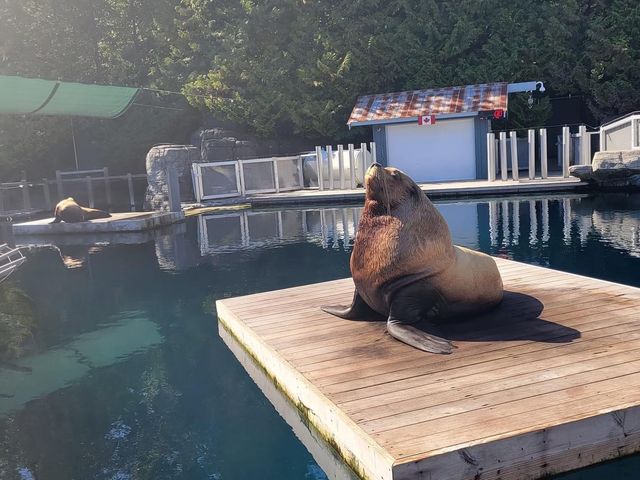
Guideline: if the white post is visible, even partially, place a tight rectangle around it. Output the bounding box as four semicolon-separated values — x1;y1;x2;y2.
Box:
127;173;135;211
297;156;304;189
539;128;548;179
370;141;377;164
562;126;571;178
499;132;508;181
578;125;588;165
338;145;345;190
273;158;280;193
487;132;496;181
326;145;334;190
528;129;536;180
509;131;519;181
360;142;368;174
86;176;94;208
315;146;324;191
348;144;356;189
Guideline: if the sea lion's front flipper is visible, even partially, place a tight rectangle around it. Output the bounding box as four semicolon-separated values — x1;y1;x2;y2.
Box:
321;290;382;320
386;281;454;354
50;215;62;224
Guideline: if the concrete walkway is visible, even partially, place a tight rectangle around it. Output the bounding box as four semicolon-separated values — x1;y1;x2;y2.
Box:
249;177;585;206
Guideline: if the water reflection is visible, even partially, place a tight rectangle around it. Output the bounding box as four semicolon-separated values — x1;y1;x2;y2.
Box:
3;193;640;480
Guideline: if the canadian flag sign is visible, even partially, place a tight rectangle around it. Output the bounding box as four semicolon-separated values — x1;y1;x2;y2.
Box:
418;115;436;126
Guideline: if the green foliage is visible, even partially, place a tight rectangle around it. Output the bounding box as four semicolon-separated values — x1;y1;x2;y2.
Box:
2;0;640;177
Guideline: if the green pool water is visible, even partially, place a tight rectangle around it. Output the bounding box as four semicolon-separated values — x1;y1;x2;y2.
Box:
1;192;640;479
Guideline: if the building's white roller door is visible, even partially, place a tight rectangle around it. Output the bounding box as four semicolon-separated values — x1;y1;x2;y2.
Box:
386;118;477;182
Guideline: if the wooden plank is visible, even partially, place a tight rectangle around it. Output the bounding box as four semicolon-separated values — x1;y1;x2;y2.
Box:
217;258;640;480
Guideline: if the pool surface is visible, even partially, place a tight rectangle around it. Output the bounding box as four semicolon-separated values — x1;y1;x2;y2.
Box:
1;192;640;479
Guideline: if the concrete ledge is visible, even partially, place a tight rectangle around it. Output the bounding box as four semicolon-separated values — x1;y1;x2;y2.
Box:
12;211;184;235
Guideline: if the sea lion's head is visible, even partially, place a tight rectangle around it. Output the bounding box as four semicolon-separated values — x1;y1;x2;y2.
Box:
364;163;423;211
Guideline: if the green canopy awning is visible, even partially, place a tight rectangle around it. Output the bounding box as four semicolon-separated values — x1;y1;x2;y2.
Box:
0;75;139;118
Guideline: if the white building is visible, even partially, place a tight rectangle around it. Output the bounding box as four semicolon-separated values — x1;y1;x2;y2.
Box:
347;81;543;182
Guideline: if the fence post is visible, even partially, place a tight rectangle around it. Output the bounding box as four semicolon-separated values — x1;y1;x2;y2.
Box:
127;173;135;211
42;179;52;210
509;131;519;181
297;156;304;189
315;146;324;191
326;145;334;190
539;129;548;179
348;144;356;189
55;170;64;199
273;158;280;193
528;129;536;180
21;180;31;211
360;142;368;173
578;125;588;165
499;132;508;181
0;188;4;214
86;176;94;208
487;133;496;181
166;165;181;213
337;145;345;189
562;126;571;178
370;141;377;164
103;167;112;207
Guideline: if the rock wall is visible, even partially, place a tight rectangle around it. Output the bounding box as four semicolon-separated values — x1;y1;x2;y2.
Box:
144;144;199;211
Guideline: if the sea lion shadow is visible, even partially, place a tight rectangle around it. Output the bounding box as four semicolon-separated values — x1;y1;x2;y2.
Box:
429;291;581;344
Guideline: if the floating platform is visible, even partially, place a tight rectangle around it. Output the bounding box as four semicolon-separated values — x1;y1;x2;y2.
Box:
12;211;184;235
249;177;585;206
217;258;640;480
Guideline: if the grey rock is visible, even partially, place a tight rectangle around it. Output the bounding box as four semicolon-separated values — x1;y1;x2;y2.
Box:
569;165;593;181
592;150;640;178
144;144;199;211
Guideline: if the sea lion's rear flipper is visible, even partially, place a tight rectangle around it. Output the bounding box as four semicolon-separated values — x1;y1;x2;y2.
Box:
387;281;455;354
321;290;383;320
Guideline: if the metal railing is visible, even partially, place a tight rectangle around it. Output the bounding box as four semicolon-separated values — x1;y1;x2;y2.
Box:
0;171;147;216
191;143;377;201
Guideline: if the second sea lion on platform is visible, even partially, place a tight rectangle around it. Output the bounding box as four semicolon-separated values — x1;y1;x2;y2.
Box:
321;163;503;354
51;197;111;223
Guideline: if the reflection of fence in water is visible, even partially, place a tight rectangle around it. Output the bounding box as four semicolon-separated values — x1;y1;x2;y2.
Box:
198;207;362;255
488;198;589;248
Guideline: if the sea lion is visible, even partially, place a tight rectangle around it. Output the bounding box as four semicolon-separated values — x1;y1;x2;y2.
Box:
321;163;503;354
51;197;111;223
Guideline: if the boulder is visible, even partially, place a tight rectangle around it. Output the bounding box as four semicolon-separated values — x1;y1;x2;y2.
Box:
144;144;199;211
592;150;640;178
569;165;593;181
582;150;640;188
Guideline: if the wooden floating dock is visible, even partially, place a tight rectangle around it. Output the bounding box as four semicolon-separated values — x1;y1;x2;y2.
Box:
217;257;640;480
12;211;184;235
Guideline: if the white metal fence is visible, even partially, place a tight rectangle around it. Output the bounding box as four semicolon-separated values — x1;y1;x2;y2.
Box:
192;143;377;201
487;126;598;181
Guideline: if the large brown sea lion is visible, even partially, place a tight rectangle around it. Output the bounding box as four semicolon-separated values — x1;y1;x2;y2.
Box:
321;163;503;354
51;197;111;223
